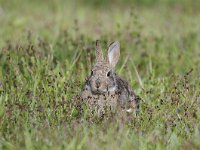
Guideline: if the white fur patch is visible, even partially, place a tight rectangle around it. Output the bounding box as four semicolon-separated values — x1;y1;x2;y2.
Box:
108;86;116;92
126;108;133;112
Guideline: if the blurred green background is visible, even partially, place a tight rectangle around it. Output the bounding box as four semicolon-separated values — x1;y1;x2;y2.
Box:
0;0;200;43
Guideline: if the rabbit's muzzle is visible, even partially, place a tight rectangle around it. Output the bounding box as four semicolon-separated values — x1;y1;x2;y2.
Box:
95;79;101;89
88;78;116;95
90;78;106;94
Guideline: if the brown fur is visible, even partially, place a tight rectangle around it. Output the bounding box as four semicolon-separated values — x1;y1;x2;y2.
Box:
81;41;138;116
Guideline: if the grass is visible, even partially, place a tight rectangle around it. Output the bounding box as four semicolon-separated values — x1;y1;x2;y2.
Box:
0;0;200;149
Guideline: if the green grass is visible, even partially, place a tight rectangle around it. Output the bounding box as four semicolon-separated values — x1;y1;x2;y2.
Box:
0;0;200;149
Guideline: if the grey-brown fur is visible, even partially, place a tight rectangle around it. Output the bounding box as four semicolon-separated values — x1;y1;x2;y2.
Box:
81;41;138;116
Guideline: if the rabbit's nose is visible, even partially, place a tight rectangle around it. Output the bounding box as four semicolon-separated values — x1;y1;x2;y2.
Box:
95;80;100;89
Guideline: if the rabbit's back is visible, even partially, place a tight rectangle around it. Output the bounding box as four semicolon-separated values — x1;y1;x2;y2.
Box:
115;75;137;109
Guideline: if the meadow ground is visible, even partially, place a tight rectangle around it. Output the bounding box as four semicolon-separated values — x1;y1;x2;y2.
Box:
0;0;200;149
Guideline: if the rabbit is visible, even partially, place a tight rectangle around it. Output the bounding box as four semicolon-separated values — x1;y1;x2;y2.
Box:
81;40;138;116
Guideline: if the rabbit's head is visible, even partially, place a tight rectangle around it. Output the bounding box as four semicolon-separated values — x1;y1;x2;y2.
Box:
85;40;120;94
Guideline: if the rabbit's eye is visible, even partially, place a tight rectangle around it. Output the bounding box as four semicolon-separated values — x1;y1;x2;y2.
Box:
91;71;94;76
107;71;111;77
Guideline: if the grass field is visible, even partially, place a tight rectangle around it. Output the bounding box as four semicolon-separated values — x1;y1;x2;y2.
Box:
0;0;200;149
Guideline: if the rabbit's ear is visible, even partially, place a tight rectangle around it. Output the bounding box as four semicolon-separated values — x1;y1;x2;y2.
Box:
95;40;104;63
107;41;120;68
